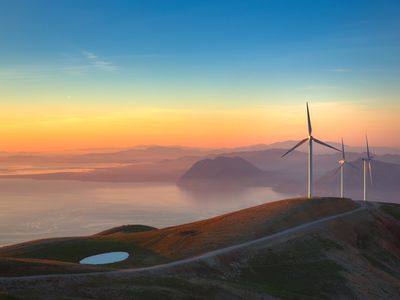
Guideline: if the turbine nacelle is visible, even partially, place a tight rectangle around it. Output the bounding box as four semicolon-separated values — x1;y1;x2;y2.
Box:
281;102;340;198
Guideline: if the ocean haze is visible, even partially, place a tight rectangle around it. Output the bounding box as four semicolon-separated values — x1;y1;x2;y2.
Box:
1;142;399;247
0;179;294;247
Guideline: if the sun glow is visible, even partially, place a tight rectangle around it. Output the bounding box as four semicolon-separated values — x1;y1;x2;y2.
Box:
0;101;398;152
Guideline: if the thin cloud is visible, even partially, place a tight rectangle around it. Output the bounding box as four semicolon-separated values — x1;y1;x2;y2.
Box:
332;68;351;73
92;60;118;71
82;50;119;72
82;51;98;60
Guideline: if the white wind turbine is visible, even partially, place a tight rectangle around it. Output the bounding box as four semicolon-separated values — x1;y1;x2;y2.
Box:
336;138;357;198
362;135;373;201
281;102;340;199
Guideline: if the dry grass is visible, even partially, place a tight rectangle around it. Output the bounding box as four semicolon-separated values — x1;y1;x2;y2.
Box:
114;197;357;259
0;197;358;275
2;201;400;299
0;257;108;277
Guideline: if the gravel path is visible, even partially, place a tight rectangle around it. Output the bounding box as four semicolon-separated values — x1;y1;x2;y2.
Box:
0;201;366;283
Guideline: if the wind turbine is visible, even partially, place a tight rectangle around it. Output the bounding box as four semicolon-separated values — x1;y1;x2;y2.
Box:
281;102;340;199
336;138;357;198
362;135;373;201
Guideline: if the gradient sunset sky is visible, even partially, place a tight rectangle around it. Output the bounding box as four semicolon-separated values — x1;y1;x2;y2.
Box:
0;0;399;151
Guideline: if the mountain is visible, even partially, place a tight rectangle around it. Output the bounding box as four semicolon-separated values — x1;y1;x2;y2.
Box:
229;141;400;155
0;146;212;164
178;156;275;187
209;149;363;180
378;154;400;165
2;144;400;187
0;142;399;165
1;156;199;182
315;159;400;202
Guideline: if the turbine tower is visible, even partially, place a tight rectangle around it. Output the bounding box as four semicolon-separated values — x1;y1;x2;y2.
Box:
337;138;357;198
362;135;373;201
281;102;340;199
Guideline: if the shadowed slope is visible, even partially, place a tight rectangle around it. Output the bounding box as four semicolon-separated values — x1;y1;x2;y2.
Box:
1;202;399;300
95;225;157;236
178;156;278;187
0;257;109;277
0;197;357;275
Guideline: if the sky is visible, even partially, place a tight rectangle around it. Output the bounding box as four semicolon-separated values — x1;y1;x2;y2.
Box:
0;0;399;151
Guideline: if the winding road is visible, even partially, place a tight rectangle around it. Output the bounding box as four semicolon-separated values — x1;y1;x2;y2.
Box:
0;201;367;283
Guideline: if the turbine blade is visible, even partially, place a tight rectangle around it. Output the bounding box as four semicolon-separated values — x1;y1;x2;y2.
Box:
313;138;341;152
319;166;341;183
345;161;359;170
281;138;308;158
366;135;371;159
368;161;373;184
306;102;312;135
333;166;341;177
341;138;345;160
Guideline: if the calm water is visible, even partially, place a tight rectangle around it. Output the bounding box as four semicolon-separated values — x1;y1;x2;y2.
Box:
0;179;295;247
80;252;129;265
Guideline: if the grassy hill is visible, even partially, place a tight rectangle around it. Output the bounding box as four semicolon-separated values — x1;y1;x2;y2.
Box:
0;197;356;274
1;198;399;299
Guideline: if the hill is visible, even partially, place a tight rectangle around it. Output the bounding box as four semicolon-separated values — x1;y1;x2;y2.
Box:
0;146;211;164
0;198;399;299
2;145;400;189
214;148;365;180
315;159;400;202
178;156;275;187
0;197;356;273
180;156;266;185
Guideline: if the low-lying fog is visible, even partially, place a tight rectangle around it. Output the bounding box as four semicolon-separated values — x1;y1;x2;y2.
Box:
0;179;295;247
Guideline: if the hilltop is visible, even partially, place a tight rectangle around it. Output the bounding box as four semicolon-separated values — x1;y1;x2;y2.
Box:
0;197;356;273
315;159;400;202
178;156;275;187
0;197;400;299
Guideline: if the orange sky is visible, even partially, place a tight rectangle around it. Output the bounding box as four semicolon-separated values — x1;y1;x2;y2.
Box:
1;0;400;153
0;102;398;152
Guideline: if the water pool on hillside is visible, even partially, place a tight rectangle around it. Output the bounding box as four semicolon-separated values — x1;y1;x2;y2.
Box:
80;251;129;265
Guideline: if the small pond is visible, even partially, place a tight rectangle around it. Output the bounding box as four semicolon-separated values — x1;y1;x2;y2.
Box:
79;251;129;265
